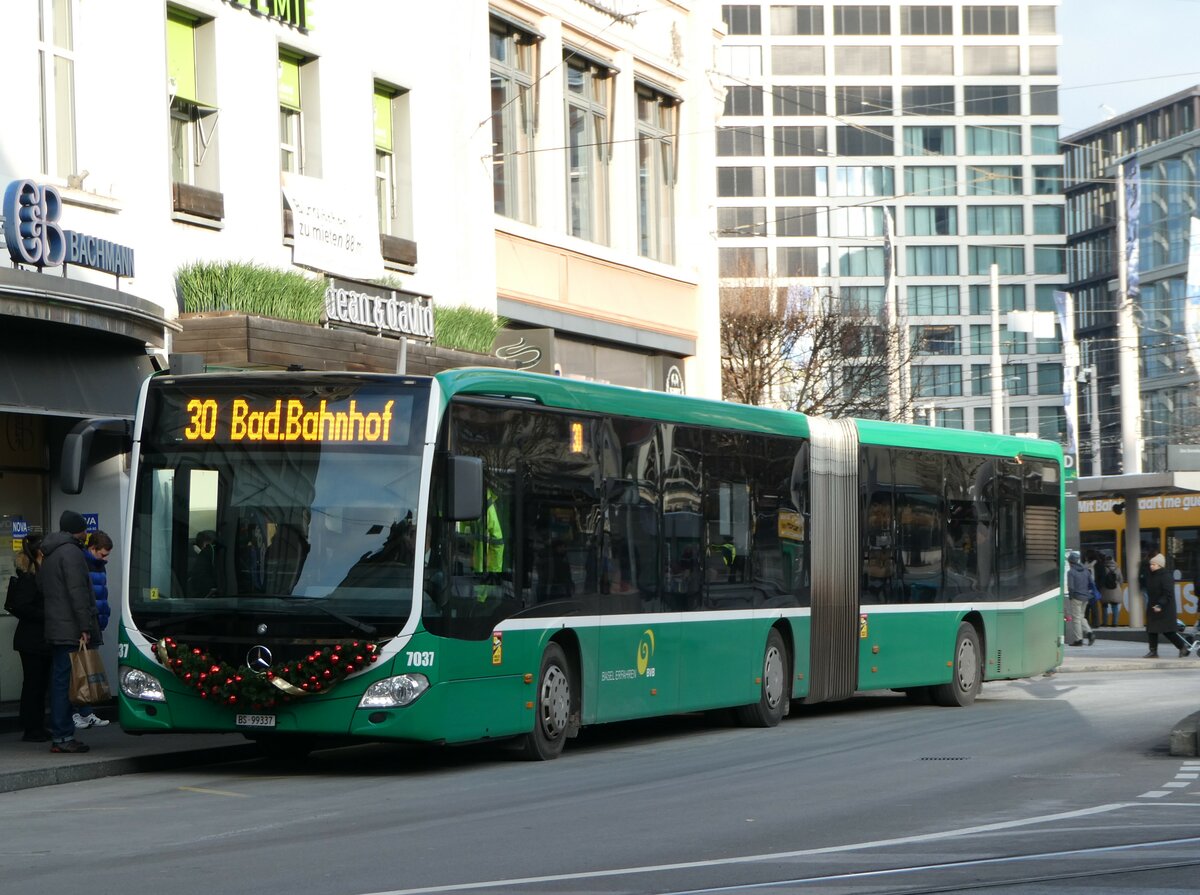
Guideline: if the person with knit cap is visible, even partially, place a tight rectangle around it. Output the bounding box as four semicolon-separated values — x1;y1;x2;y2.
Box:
1143;553;1189;658
38;510;100;753
73;530;114;730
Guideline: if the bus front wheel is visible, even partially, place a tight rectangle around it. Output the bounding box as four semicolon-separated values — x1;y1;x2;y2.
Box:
932;623;982;707
520;643;572;760
736;628;789;728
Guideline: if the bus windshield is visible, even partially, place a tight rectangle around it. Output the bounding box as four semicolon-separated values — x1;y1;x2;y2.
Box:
127;378;430;642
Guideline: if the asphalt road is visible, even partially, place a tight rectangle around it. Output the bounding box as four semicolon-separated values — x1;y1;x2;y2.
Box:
1;668;1197;895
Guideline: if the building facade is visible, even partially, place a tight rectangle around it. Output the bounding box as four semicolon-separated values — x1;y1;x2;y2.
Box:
0;0;722;702
715;2;1067;434
1064;86;1200;474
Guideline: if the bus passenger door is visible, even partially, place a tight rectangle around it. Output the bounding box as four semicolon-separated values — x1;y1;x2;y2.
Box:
596;420;679;722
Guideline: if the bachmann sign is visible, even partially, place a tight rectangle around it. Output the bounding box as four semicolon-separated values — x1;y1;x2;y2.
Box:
324;277;433;341
3;180;135;278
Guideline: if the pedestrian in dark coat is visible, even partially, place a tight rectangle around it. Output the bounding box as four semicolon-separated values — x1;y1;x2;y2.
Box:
4;534;51;742
1144;553;1188;658
38;511;99;753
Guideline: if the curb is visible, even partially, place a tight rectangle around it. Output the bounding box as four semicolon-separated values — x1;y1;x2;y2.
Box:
0;743;259;795
1056;660;1200;673
1170;710;1200;757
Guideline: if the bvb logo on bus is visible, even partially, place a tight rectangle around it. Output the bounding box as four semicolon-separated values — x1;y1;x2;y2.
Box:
636;629;656;677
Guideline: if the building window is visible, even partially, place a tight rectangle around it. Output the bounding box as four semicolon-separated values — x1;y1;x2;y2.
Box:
718;206;767;237
721;45;763;77
1010;405;1029;435
772;46;825;75
962;5;1019;35
964;46;1020;76
777;206;826;237
908;285;959;315
836;85;893;116
913;365;963;397
902;85;954;115
840;246;886;277
911;325;961;355
1034;246;1064;275
718;166;764;197
724;85;763;116
1038;406;1066;442
1033;165;1062;194
903;126;954;156
1030;85;1058;115
969;245;1025;275
722;5;762;34
831;206;886;236
964;86;1020;116
1031;125;1059;155
771;5;824;34
901;6;953;35
1029;45;1057;75
834;166;894;196
1029;6;1057;34
777;246;830;277
901;45;954;75
837;125;894;156
1004;364;1029;396
39;0;76;178
1033;206;1064;235
973;406;992;431
718;126;766;156
720;246;767;277
565;55;612;243
834;5;891;34
636;85;678;262
967;165;1021;195
906;205;957;236
1037;363;1063;396
834;46;891;75
773;85;824;116
904;165;956;197
843;286;886;313
906;245;959;276
966;125;1021;155
373;82;407;238
969;284;1025;313
967;205;1022;235
278;50;316;176
167;8;220;205
773;126;827;156
491;18;538;222
775;166;827;196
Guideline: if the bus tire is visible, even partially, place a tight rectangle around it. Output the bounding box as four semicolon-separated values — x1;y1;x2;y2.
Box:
932;623;982;707
736;628;789;728
520;642;572;761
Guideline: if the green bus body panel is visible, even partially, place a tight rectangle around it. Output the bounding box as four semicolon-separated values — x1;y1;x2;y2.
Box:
119;369;1065;747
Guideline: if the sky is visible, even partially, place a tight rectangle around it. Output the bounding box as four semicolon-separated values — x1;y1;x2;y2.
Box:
1058;0;1200;137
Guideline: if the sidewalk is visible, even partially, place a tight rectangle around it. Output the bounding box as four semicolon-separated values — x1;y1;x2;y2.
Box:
0;629;1195;794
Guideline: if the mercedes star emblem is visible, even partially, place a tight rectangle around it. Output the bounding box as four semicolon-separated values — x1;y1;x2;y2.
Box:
246;645;273;674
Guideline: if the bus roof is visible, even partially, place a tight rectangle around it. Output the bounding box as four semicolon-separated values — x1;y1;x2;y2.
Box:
435;368;1063;463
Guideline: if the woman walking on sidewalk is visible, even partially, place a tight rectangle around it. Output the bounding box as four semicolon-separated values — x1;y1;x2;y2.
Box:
1144;553;1189;658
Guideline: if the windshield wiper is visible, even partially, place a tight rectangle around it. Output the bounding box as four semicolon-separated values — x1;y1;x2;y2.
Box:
255;595;378;636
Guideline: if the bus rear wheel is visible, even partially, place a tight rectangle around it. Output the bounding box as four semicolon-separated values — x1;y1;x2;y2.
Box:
932;623;982;707
520;643;572;760
736;628;789;728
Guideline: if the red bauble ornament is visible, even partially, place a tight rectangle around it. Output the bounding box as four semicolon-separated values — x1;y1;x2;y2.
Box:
344;665;354;673
322;670;332;679
369;654;379;662
192;648;202;655
301;682;309;690
355;655;364;663
228;695;238;705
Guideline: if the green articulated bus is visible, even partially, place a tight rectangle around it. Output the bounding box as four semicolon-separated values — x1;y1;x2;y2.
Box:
94;367;1064;759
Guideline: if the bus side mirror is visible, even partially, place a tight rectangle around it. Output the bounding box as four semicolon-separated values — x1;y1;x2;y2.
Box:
447;455;484;521
61;418;132;495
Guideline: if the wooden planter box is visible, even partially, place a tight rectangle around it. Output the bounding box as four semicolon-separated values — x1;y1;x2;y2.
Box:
173;183;225;220
174;313;515;375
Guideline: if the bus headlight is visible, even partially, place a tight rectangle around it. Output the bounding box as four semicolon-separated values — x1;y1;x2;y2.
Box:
358;674;429;708
120;666;166;702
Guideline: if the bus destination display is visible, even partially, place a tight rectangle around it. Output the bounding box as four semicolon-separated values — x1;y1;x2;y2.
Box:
180;396;401;444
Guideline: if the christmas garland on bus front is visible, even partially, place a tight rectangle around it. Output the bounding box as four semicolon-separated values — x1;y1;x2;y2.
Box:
154;637;381;709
